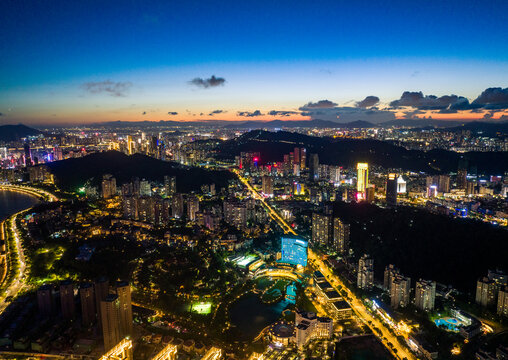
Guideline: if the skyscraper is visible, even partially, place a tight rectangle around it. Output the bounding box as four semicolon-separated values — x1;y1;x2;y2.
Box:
415;279;436;311
457;159;468;189
24;143;32;167
80;283;96;327
102;174;117;199
116;281;133;337
390;274;411;309
397;176;406;194
187;195;200;221
309;154;319;181
356;163;369;200
37;284;54;317
262;175;273;196
95;277;110;330
164;176;176;196
383;264;400;291
139;179;151;196
498;287;508;317
60;279;75;320
312;212;332;246
127;135;134;155
357;254;374;290
101;294;122;352
476;277;497;307
386;173;397;206
280;237;308;267
333;218;350;255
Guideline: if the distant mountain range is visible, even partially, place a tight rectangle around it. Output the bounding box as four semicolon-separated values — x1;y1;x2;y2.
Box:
45;151;234;192
0;124;43;142
216;130;508;174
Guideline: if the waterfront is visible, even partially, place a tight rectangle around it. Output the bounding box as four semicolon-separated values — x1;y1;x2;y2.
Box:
0;190;39;221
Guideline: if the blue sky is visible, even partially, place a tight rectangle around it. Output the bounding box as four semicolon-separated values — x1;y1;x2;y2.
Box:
1;0;508;124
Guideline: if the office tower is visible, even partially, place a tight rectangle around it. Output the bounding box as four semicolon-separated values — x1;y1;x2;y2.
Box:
383;264;400;291
333;218;350;255
415;279;436;311
139;179;151;196
312;212;332;246
262;175;273;196
386;173;398;206
164;176;176;196
498;287;508;317
23;143;32;167
476;277;497;307
356;163;369;200
171;193;184;218
102;174;117;199
357;254;374;290
95;277;110;330
37;284;54;317
60;280;75;320
457;160;468;189
281;237;308;267
127;135;134;155
101;294;122;352
397;175;406;193
187;195;200;221
309;154;319;181
80;283;96;327
390;274;411;309
116;281;133;337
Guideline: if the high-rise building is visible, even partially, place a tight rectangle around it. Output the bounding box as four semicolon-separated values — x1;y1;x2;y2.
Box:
262;175;273;196
332;218;349;255
498;287;508;317
116;281;133;337
171;193;184;218
187;195;200;221
139;179;151;196
223;200;247;230
24;143;32;167
390;274;411;309
60;280;75;320
300;148;306;169
293;147;300;166
80;283;96;327
309;154;319;181
102;174;117;199
476;277;497;307
397;176;406;194
127;135;134;155
95;277;110;330
356;163;369;200
330;166;341;184
457;160;468;189
37;284;54;317
386;173;398;206
101;294;122;352
438;175;450;193
357;254;374;290
281;237;308;267
53;146;63;161
383;264;399;291
164;176;176;196
312;213;332;246
415;279;436;311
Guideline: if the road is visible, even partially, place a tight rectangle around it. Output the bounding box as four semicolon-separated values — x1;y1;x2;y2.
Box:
233;170;417;360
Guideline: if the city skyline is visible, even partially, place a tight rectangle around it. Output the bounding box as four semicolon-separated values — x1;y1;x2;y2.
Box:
1;0;508;125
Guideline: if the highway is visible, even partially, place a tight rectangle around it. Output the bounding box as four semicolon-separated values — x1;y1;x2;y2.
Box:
233;170;417;360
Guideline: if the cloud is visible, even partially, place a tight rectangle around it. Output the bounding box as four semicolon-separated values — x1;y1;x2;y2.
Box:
471;87;508;109
167;111;178;115
81;80;132;97
389;91;473;111
356;96;380;108
142;111;147;115
209;109;225;116
189;75;226;89
268;110;299;117
237;110;263;117
300;100;338;109
0;112;3;116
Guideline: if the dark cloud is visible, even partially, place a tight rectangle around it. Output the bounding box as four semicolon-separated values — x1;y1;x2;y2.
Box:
167;112;178;115
300;100;338;109
471;87;508;109
189;75;226;89
268;110;299;117
209;109;225;116
142;111;147;115
237;110;263;117
356;96;380;108
81;80;132;97
389;91;472;111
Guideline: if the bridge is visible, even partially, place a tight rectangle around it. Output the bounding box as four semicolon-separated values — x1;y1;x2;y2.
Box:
254;268;301;281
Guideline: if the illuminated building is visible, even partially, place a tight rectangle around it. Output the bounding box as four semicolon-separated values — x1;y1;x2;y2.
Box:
309;153;319;181
53;146;63;161
457;161;468;189
23;143;32;167
127;135;134;155
140;179;151;196
356;163;369;200
60;279;75;320
330;166;341;184
102;174;117;199
415;279;436;311
101;294;122;351
383;264;400;291
281;237;308;267
268;321;295;346
80;283;96;327
99;338;133;360
37;284;54;317
386;173;398;206
171;193;184;218
312;212;332;246
262;175;273;196
164;175;176;196
295;310;333;349
366;185;375;202
390;274;411;309
150;343;178;360
476;277;497;307
498;287;508;317
116;281;133;337
201;347;223;360
357;254;374;289
187;195;199;221
397;175;406;193
332;217;349;255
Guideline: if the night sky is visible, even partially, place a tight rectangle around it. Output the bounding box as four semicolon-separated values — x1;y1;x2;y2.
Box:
1;0;508;124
